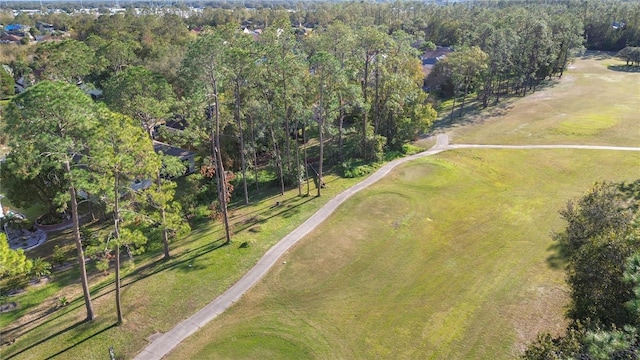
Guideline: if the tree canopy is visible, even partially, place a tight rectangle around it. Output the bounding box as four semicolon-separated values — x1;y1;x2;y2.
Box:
0;233;32;279
524;181;640;359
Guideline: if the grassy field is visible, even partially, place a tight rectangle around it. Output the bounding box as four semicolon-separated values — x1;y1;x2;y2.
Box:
0;174;363;359
166;149;639;359
1;54;638;359
443;52;640;146
162;54;640;359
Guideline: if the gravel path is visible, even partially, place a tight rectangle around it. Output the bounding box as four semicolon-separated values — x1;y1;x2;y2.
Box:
133;134;640;360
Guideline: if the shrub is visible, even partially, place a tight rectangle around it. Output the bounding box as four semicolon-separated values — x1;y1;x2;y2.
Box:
3;275;28;293
95;258;110;275
339;159;378;178
402;143;422;155
30;258;51;279
51;245;67;266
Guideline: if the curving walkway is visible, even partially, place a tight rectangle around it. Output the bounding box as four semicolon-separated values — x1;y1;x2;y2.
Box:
133;134;640;360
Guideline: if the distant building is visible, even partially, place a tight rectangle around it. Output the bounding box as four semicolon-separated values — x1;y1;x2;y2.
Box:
36;21;55;33
153;140;196;176
421;46;454;77
421;46;453;90
4;24;27;33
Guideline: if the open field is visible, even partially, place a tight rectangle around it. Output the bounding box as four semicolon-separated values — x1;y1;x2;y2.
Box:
1;55;638;359
162;55;640;358
444;52;640;146
0;174;362;359
165;149;640;359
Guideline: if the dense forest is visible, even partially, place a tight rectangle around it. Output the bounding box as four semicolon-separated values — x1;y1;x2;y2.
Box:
0;0;637;325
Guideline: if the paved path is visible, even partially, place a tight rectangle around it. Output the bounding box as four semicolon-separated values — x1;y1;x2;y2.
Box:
134;134;640;359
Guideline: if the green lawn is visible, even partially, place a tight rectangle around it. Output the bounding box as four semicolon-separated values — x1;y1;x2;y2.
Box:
1;54;638;359
162;55;640;358
166;149;640;359
446;53;640;146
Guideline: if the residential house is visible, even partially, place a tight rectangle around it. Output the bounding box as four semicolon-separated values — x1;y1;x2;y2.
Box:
153;140;196;176
421;46;453;90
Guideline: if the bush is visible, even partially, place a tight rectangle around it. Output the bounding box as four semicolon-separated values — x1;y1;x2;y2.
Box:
339;159;378;178
37;212;68;226
281;164;305;188
3;275;28;293
30;258;51;279
51;245;67;266
402;143;422;155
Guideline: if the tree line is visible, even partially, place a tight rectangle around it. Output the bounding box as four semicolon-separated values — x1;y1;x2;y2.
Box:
426;5;585;119
0;0;614;324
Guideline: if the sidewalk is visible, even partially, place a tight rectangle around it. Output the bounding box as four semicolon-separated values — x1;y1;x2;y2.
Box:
133;135;450;360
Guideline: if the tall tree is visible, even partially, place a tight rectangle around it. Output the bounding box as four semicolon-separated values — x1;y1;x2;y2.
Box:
313;21;361;161
102;66;175;138
181;31;232;245
259;22;307;194
32;39;95;83
102;66;181;254
86;107;160;324
87;36;140;76
143;163;190;260
376;30;434;147
550;14;585;79
308;50;350;196
4;81;98;321
355;26;390;161
220;27;258;205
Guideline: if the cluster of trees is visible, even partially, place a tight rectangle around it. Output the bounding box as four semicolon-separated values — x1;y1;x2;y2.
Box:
427;7;584;119
2;80;189;323
1;11;433;323
2;18;434;197
617;46;640;66
524;181;640;359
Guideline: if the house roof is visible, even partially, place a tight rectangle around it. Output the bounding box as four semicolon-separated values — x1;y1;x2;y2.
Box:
5;24;25;32
164;117;188;131
153;141;194;160
420;46;454;78
1;34;22;42
421;46;453;66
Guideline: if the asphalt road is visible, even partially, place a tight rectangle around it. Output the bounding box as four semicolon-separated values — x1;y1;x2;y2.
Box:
133;134;640;359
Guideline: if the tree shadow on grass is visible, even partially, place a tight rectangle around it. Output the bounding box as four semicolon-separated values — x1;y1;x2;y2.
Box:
607;65;640;73
5;318;115;359
55;191;316;319
546;241;568;270
2;268;97;342
121;238;230;288
43;322;118;360
230;195;316;234
2;299;83;340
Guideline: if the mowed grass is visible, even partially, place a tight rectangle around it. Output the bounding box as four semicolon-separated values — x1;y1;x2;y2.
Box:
167;149;640;359
2;54;638;359
449;52;640;146
0;174;363;360
164;54;640;359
